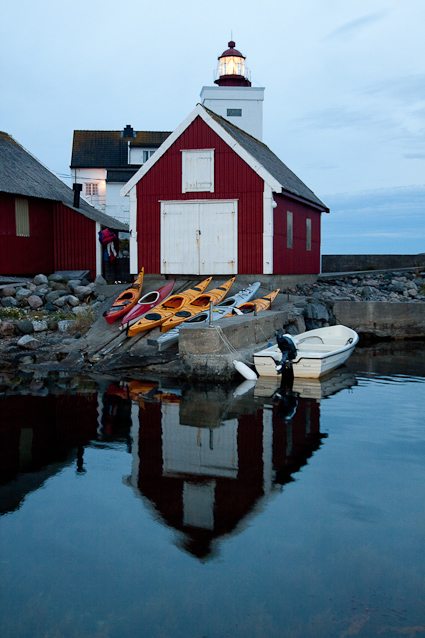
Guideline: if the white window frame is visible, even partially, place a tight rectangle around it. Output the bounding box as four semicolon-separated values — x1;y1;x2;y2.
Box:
306;217;312;251
15;198;30;237
181;149;214;193
85;182;99;196
287;211;293;249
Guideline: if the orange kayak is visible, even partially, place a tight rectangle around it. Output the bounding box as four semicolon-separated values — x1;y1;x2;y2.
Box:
127;277;212;336
103;268;144;324
160;277;236;333
225;288;280;316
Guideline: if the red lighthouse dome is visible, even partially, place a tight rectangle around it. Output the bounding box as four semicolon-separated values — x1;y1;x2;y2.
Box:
214;41;252;87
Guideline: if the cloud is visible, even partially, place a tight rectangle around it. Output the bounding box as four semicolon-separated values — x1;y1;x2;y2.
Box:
363;73;425;104
404;153;425;160
326;11;388;39
321;185;425;254
294;106;388;131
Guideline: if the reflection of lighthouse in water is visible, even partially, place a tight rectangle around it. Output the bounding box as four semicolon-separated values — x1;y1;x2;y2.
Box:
126;382;329;559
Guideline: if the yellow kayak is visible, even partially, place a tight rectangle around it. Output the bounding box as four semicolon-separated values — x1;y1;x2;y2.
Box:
160;277;236;333
103;269;144;324
127;277;212;336
225;288;280;316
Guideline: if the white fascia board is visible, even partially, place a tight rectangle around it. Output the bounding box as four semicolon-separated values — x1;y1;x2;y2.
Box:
121;106;203;197
198;107;281;193
121;104;282;197
95;222;102;277
263;184;274;274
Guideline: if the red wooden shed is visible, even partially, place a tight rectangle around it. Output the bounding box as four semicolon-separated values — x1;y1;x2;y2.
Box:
122;104;329;276
0;132;127;277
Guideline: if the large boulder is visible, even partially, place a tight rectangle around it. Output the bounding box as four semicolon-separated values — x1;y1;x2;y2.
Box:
1;286;16;297
17;335;40;350
15;288;33;303
27;295;44;310
33;273;49;285
15;319;34;335
1;296;18;308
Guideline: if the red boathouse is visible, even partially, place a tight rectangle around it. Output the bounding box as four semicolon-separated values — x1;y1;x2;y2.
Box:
0;132;127;277
122;43;329;277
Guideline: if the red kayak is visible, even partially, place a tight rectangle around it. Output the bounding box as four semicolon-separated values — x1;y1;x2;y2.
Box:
120;280;175;331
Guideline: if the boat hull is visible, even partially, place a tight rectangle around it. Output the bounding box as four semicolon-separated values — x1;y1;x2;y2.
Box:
254;325;359;379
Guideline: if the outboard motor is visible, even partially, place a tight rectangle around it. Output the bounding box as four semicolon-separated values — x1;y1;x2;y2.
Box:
275;330;297;375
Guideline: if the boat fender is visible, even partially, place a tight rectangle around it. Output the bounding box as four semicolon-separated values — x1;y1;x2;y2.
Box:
233;360;258;380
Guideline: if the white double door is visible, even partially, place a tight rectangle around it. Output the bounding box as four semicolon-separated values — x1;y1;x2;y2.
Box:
160;200;237;274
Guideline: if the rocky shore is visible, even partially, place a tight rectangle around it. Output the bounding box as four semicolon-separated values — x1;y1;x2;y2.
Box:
0;268;424;374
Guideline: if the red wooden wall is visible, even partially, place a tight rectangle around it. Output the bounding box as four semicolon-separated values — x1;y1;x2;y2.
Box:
0;194;96;276
0;193;54;275
53;202;96;276
136;116;264;274
273;194;321;274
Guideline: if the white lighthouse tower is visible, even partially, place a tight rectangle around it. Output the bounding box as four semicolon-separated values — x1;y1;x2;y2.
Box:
200;41;265;140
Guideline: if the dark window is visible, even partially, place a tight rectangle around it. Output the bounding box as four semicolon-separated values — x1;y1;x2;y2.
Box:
227;108;242;117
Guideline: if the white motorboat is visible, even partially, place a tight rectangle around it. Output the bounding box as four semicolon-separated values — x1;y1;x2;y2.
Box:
254;325;359;379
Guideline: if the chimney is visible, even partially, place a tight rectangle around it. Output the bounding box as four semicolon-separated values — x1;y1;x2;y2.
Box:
73;183;83;208
122;124;135;138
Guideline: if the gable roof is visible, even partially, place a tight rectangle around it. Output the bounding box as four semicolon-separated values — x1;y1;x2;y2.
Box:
121;104;329;212
0;132;128;230
71;130;172;169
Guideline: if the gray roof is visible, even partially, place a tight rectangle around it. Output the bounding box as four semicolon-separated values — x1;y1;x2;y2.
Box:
0;132;128;231
71;130;171;169
203;106;329;211
106;168;138;183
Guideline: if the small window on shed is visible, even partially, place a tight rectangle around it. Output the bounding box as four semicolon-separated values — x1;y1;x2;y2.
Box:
227;108;242;117
15;198;30;237
182;149;214;193
306;218;312;251
287;211;293;249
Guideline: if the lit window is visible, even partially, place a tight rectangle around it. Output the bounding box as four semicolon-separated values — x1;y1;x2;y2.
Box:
287;211;293;249
306;218;312;251
15;198;30;237
227;108;242;117
182;149;214;193
85;183;98;196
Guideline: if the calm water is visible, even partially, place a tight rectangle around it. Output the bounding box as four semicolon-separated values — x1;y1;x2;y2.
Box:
1;342;425;638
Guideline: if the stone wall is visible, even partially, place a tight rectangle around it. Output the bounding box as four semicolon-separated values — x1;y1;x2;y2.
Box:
333;301;425;338
322;254;425;273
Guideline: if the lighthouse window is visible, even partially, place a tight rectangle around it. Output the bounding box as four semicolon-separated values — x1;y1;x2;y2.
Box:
182;149;214;193
227;108;242;117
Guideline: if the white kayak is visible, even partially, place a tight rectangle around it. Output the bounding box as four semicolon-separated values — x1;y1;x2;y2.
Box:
254;325;359;379
152;282;261;351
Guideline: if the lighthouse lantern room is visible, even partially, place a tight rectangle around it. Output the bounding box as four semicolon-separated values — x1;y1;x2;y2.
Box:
200;41;265;140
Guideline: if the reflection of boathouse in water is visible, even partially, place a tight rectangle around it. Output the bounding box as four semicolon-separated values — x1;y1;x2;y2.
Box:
126;382;332;559
0;384;98;514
